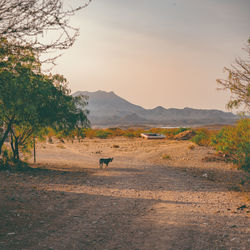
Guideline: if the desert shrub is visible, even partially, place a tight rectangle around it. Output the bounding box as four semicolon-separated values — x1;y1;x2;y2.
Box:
162;154;171;160
85;128;97;138
161;130;176;139
211;119;250;171
123;129;142;138
147;128;166;135
173;127;189;135
123;131;136;138
95;130;112;139
76;128;87;140
188;144;195;150
84;129;112;139
0;147;13;169
191;129;211;146
59;138;65;143
107;128;124;137
155;127;190;139
80;127;197;140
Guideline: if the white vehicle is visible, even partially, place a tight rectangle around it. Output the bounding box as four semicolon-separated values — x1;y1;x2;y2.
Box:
140;133;166;139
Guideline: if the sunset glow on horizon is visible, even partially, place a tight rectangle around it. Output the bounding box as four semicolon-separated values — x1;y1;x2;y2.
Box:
53;0;250;111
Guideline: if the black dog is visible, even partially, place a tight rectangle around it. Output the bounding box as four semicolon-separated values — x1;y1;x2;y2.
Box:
99;158;113;169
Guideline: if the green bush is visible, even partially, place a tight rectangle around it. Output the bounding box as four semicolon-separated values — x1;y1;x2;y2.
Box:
191;129;210;146
162;154;171;160
95;130;112;139
0;147;13;169
123;131;136;138
173;127;189;135
123;129;142;138
211;119;250;171
156;127;190;139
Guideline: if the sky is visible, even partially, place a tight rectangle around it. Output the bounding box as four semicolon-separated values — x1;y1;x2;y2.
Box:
52;0;250;111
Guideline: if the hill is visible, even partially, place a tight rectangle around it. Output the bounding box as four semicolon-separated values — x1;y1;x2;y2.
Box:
73;90;238;127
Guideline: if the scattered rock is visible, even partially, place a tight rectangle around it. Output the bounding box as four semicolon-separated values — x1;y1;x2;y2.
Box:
188;144;195;150
202;173;208;178
1;138;248;249
230;225;237;228
174;130;195;140
7;232;15;236
217;151;227;157
202;155;225;162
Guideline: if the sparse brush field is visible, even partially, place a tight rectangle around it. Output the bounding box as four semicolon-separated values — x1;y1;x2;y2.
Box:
0;136;249;250
82;127;192;139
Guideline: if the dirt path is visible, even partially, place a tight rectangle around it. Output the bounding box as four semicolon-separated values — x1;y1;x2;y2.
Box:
0;138;249;250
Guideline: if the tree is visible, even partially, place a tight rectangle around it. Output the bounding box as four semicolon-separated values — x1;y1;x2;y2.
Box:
217;40;250;112
211;118;250;170
0;0;92;59
0;38;90;159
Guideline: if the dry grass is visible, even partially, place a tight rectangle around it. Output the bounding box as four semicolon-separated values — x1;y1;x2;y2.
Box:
162;154;171;160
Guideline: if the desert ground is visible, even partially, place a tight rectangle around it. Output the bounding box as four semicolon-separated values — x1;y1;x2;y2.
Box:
0;137;249;250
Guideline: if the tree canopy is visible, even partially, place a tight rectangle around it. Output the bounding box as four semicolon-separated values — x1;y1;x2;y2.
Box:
217;40;250;112
0;38;90;159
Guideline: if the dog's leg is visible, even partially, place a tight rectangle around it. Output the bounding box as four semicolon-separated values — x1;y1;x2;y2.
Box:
99;163;103;169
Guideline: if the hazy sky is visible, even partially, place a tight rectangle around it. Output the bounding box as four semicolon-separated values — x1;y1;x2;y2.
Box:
53;0;250;111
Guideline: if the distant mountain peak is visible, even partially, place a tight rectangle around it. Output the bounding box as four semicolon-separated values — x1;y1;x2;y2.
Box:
75;90;117;97
96;90;114;94
73;90;238;127
153;106;165;110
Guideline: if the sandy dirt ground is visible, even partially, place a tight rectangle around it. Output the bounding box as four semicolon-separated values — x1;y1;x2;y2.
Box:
0;137;249;250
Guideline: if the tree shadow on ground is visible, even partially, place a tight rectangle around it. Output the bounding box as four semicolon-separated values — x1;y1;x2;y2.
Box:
0;185;248;250
1;161;248;193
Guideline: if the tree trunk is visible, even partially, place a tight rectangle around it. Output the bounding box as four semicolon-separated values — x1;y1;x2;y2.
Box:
0;121;12;155
33;136;36;163
10;133;15;158
10;133;20;162
15;139;19;161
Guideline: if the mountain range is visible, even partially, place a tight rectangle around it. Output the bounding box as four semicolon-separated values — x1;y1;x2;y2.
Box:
73;90;238;127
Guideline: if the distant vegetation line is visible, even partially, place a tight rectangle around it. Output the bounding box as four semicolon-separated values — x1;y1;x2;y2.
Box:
43;120;249;172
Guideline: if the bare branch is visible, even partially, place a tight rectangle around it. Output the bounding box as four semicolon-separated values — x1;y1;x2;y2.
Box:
0;0;92;60
216;40;250;112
